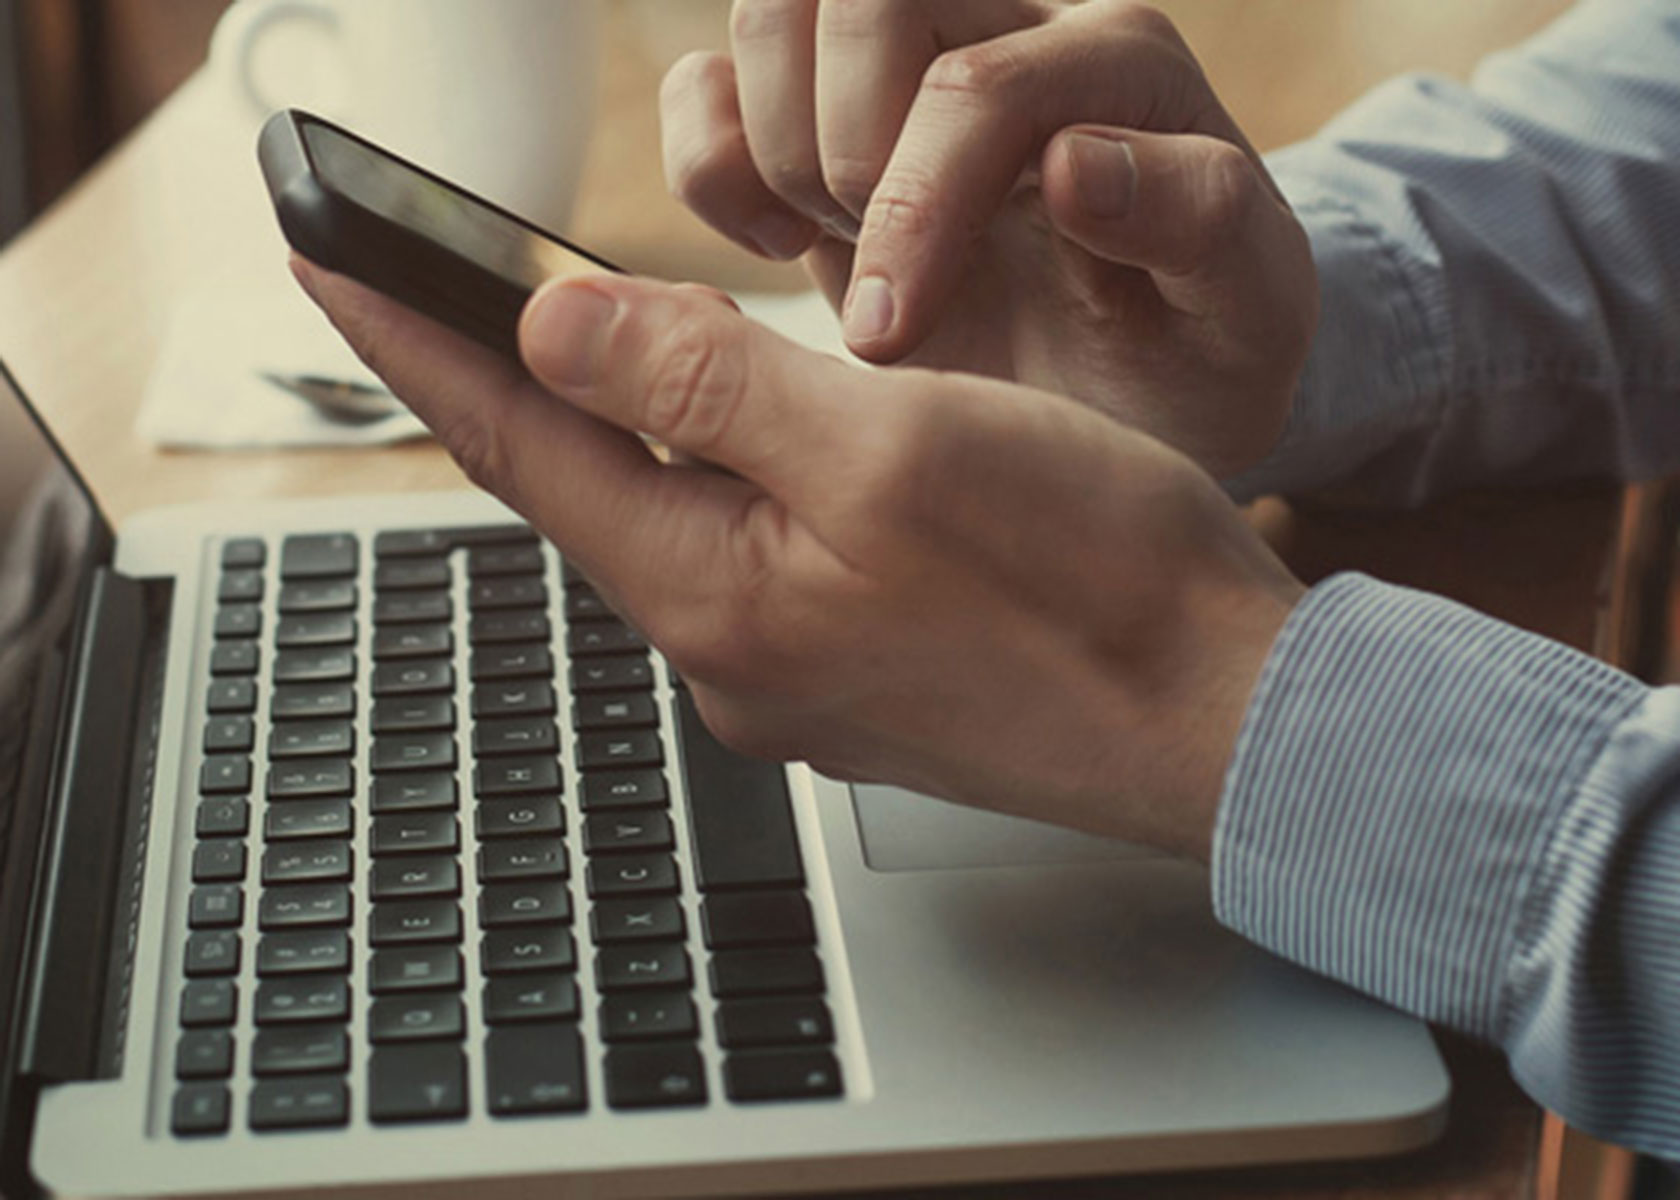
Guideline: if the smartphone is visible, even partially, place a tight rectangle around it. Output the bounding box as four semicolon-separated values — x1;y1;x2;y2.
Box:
257;108;621;361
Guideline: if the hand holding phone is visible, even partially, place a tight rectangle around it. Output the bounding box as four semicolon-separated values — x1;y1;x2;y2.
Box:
258;108;620;361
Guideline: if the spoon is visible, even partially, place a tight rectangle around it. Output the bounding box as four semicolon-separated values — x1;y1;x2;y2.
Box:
260;370;405;425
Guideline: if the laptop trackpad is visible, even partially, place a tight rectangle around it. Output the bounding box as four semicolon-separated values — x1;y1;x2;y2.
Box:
850;783;1156;872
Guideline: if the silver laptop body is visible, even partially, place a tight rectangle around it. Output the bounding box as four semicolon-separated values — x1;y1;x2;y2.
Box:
0;365;1448;1199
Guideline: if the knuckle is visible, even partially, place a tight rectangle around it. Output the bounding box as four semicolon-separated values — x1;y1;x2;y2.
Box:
861;169;946;244
730;0;807;45
1110;2;1182;44
434;407;512;498
820;154;883;216
644;319;749;453
922;42;1025;103
1195;141;1260;245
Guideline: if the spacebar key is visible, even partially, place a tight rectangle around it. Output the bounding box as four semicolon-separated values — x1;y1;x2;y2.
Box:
674;689;804;890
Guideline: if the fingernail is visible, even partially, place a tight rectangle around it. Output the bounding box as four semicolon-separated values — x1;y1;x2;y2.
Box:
748;209;812;260
523;283;618;388
1067;130;1136;219
843;275;894;343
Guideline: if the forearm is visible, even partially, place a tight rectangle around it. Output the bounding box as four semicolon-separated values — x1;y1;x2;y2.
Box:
1227;0;1680;505
1213;573;1680;1160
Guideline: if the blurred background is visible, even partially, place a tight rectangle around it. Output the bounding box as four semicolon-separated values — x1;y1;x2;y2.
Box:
0;0;1572;256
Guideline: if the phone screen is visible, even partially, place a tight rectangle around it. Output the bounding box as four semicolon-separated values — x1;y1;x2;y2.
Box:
302;120;604;292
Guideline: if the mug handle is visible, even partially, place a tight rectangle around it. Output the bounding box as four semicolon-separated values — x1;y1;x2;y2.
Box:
209;0;341;117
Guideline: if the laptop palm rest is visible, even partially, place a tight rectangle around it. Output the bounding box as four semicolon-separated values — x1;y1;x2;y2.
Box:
850;783;1157;872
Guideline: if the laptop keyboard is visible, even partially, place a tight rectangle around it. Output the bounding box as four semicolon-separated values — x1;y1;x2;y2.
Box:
171;525;843;1136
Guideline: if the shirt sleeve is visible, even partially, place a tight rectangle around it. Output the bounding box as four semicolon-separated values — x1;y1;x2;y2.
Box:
1212;572;1680;1160
1224;0;1680;506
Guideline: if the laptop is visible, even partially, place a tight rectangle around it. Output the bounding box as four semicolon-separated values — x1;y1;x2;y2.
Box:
0;360;1449;1198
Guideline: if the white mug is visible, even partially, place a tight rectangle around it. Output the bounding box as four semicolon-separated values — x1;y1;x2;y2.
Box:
210;0;601;234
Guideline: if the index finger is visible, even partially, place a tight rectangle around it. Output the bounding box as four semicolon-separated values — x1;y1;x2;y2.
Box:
842;2;1241;360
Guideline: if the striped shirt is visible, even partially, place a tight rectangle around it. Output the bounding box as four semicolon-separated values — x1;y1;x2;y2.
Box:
1212;0;1680;1163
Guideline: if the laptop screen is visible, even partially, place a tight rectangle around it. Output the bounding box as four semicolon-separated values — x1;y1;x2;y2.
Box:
0;364;107;919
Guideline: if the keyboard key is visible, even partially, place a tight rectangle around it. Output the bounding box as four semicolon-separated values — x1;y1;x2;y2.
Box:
188;884;244;929
209;641;258;676
476;797;564;839
371;771;458;813
563;587;616;623
479;881;571;928
604;1044;706;1109
214;605;261;639
371;856;461;900
470;611;551;645
709;948;824;998
723;1050;843;1103
469;577;548;610
486;1025;586;1115
195;798;249;838
252;1027;349;1076
273;646;354;683
257;930;350;976
218;570;264;604
369;995;465;1043
374;624;453;660
478;838;567;882
580;769;668;811
371;695;456;733
275;612;356;648
259;883;351;929
591;897;684;944
255;977;350;1024
372;946;463;994
280;532;358;580
249;1076;349;1130
198;755;251;795
369;1044;468;1122
171;1083;231;1135
271;682;355;720
371;733;457;773
474;717;558;757
467;543;545;577
191;840;247;883
370;900;462;946
576;731;662;771
570;655;655;694
572;692;658;731
599;992;697;1042
371;812;460;856
471;680;557;719
484;974;579;1023
595;944;690;992
184;930;241;977
373;591;451;624
262;841;352;885
277;579;357;613
675;689;803;890
372;529;451;558
567;623;647;658
583;811;674;855
180;979;237;1027
481;927;576;975
375;558;451;591
266;760;353;799
471;644;553;681
263;798;352;841
176;1029;234;1080
372;659;455;696
716;997;834;1048
701;892;814;949
203;716;254;754
220;537;266;569
206;677;257;714
475;755;561;798
586;854;679;899
269;720;354;759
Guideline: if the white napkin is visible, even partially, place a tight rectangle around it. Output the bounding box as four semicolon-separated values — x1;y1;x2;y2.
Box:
137;286;850;451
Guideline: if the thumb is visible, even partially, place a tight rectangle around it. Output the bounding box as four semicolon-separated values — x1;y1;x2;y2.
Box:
1040;124;1307;318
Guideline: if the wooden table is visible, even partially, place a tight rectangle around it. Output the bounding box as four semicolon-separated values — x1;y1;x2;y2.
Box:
1;2;1613;1196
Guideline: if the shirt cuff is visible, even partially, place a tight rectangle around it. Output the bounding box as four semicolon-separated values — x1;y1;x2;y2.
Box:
1211;572;1645;1039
